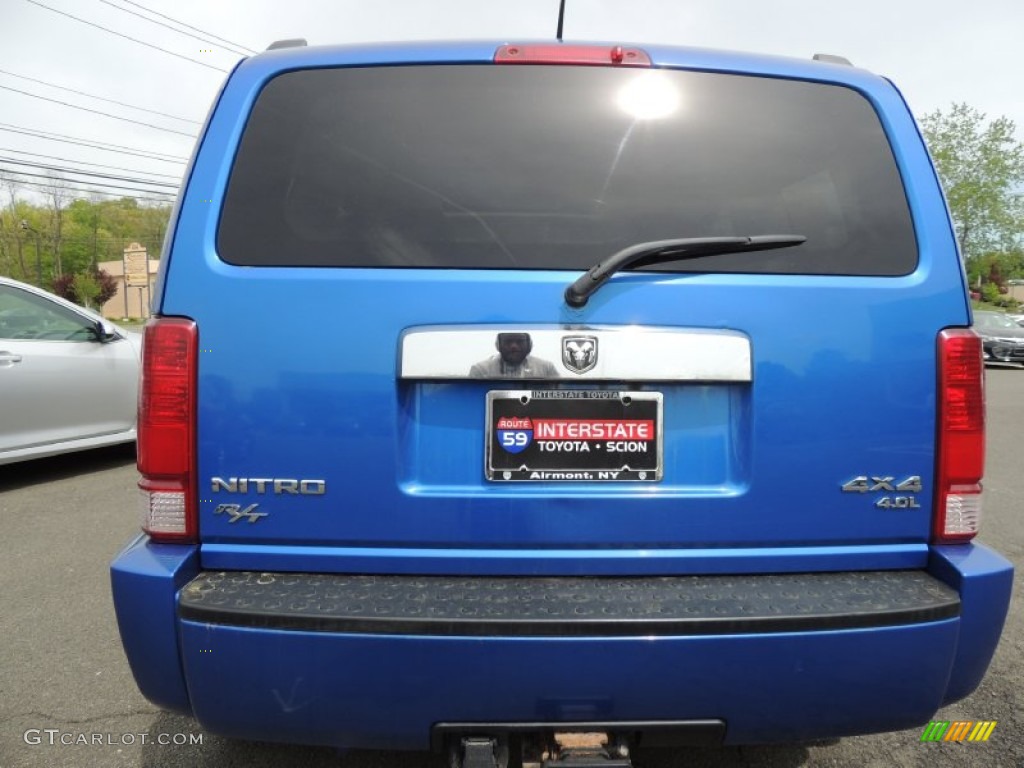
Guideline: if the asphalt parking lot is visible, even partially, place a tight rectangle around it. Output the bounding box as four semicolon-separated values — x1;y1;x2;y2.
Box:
1;368;1021;768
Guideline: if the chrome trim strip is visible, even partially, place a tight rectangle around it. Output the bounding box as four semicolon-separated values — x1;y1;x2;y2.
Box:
399;327;751;382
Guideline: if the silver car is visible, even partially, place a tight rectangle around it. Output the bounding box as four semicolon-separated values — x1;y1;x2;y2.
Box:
973;310;1024;365
0;276;142;465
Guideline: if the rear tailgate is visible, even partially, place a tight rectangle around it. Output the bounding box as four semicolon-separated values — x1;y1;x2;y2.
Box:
161;46;969;575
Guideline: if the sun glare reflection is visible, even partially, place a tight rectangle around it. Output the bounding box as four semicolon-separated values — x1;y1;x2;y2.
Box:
616;72;681;120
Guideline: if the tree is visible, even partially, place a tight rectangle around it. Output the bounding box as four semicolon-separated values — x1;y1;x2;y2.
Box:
0;173;29;281
920;104;1024;262
42;174;71;278
1;192;172;288
53;268;118;309
71;272;101;309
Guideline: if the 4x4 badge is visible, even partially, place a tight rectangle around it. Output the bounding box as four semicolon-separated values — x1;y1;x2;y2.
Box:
562;335;598;374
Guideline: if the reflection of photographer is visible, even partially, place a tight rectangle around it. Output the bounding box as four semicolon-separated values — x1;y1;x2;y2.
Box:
470;332;558;379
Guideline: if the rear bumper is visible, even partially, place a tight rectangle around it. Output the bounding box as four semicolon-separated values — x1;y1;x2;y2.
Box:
110;538;1012;749
109;535;197;714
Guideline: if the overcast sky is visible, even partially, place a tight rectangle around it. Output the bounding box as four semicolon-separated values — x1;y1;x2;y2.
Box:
2;0;1021;205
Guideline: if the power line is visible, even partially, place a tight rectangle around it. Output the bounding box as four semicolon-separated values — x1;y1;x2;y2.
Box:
0;68;200;124
0;123;187;164
9;183;175;205
116;0;257;54
1;172;177;200
7;178;174;203
0;84;196;138
0;157;180;188
42;234;162;243
22;0;229;74
1;232;166;247
96;0;253;57
5;232;165;245
0;147;182;180
0;122;185;159
3;180;173;200
1;167;178;196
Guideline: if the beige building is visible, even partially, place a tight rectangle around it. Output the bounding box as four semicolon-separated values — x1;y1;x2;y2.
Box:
1008;280;1024;305
97;257;160;320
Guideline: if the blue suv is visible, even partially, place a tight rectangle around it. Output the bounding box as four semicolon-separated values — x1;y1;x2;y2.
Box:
111;39;1013;764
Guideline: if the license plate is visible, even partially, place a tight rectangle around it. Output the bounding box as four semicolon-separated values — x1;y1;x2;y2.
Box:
486;390;663;482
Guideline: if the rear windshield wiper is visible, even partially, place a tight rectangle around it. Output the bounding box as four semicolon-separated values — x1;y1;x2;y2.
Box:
564;235;806;308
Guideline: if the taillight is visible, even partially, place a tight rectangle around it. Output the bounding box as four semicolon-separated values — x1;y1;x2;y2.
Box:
934;329;985;542
138;317;197;542
494;44;651;67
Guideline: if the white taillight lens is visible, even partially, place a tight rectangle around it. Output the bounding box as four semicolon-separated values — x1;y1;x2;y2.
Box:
138;318;197;543
942;486;983;537
935;329;985;543
139;484;188;536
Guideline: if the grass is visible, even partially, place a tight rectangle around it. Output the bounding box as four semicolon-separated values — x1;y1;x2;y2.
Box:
115;319;147;331
971;300;1020;313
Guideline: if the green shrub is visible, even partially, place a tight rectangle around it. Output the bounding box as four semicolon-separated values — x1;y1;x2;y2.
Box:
980;282;1001;304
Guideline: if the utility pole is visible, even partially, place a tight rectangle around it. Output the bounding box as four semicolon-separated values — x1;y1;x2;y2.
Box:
19;220;42;287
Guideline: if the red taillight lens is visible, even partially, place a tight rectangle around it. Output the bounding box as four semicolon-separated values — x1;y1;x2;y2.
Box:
138;317;197;542
494;44;651;67
935;329;985;542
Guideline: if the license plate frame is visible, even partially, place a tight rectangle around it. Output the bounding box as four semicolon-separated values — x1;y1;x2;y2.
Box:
485;390;663;482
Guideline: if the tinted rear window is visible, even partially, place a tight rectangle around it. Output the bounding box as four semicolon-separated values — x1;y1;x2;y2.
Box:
218;65;917;275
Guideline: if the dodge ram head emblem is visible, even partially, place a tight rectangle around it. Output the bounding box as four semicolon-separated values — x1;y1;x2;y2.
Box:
562;335;598;374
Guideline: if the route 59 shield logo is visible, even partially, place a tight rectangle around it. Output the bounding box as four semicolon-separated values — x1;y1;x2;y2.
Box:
562;335;598;374
496;416;533;454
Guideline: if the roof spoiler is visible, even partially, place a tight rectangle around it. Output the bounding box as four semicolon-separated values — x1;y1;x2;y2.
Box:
267;38;307;51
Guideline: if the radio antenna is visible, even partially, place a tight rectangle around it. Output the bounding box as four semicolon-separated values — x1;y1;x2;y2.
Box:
556;0;566;41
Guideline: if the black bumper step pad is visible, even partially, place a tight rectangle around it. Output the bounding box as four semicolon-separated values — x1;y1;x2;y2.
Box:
179;569;960;637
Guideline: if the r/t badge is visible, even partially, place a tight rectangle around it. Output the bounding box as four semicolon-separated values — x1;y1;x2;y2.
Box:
214;503;268;523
